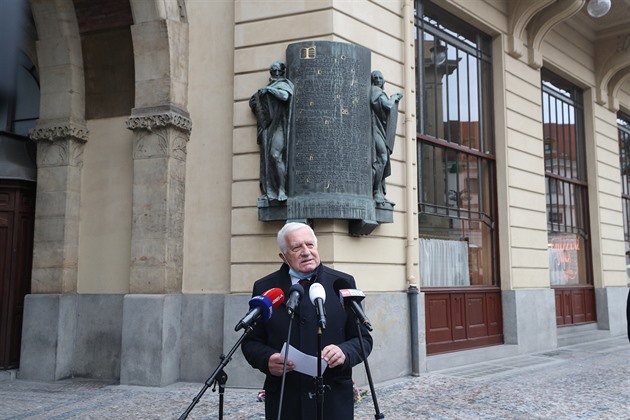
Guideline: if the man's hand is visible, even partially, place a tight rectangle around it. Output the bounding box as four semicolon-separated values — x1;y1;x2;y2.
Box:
268;352;294;377
321;344;346;368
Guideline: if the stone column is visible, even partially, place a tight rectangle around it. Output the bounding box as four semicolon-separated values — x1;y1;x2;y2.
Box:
29;122;88;293
126;106;191;293
121;106;190;386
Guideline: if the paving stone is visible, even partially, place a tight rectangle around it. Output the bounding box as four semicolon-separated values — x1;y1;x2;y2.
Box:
0;336;628;419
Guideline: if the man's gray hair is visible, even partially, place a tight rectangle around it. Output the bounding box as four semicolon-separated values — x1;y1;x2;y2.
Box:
277;222;317;253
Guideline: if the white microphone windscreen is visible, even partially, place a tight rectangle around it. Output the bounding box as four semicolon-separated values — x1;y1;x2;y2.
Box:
308;282;326;304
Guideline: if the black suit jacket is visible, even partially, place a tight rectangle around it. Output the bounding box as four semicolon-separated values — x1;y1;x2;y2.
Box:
241;263;373;420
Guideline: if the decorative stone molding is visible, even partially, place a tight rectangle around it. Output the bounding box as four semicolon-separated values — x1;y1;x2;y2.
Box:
126;109;192;134
594;33;630;108
36;137;85;167
29;122;89;143
132;127;188;161
526;0;585;69
507;0;554;59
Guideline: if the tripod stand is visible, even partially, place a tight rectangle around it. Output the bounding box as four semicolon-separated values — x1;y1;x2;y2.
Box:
178;326;253;420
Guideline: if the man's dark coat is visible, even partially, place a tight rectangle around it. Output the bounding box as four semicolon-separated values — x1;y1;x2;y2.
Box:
241;263;373;420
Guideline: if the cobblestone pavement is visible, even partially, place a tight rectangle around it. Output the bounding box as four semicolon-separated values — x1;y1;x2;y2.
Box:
1;336;628;419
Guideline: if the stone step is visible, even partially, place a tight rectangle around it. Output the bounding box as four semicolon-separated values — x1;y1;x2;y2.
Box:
426;344;520;372
0;369;17;382
557;324;611;347
427;324;614;372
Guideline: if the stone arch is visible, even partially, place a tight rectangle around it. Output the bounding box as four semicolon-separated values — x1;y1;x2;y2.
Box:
128;0;189;111
607;69;630;112
30;0;87;134
507;0;554;59
595;35;630;110
526;0;585;69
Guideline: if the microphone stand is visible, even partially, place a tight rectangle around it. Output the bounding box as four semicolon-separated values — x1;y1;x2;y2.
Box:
277;313;296;420
315;325;324;420
353;317;384;419
178;325;253;420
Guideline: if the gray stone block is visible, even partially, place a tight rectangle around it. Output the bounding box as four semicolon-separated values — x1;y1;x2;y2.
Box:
502;288;557;353
363;292;413;384
595;286;628;336
221;293;266;388
120;294;182;386
180;294;226;382
18;294;77;381
73;294;124;379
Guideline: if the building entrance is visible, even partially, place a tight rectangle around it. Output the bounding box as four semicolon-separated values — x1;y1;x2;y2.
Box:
0;180;35;369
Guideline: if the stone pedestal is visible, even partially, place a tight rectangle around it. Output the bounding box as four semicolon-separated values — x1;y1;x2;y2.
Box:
18;294;124;381
595;286;629;336
502;288;557;353
120;294;182;386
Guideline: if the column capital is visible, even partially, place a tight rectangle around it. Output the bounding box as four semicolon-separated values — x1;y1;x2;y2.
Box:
30;121;89;143
126;105;192;134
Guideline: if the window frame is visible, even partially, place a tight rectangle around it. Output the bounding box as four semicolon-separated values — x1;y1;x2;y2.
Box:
415;0;499;288
541;68;593;287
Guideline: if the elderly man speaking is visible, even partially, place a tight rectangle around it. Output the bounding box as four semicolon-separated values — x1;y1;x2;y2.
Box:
241;222;373;420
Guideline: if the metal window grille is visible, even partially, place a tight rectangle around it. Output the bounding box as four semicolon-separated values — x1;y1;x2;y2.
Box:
541;69;588;238
414;0;495;228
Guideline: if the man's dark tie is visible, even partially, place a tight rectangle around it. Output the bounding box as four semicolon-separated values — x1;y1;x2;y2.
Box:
299;278;311;287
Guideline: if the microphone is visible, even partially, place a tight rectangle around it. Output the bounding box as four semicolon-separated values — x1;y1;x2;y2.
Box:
333;278;373;331
309;282;327;330
234;287;285;331
285;283;304;317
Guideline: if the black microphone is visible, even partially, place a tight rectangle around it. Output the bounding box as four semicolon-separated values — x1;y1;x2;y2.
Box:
334;278;373;331
234;288;285;331
309;282;327;330
285;283;304;317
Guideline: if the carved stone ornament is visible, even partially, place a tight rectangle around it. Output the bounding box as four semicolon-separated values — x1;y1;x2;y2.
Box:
132;127;188;161
36;137;85;167
126;110;192;134
29;122;89;143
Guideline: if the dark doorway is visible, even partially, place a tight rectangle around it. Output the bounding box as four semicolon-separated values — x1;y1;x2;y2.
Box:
0;180;35;369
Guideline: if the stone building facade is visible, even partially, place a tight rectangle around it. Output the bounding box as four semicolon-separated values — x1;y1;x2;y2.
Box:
1;0;628;388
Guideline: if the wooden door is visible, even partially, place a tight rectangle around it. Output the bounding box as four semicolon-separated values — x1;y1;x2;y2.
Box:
0;181;35;369
554;285;596;326
425;287;504;354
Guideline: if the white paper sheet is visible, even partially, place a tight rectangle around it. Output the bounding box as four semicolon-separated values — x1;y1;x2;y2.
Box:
280;342;328;377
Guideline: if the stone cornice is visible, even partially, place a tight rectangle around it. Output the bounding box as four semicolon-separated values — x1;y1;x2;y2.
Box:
30;122;89;142
126;109;192;134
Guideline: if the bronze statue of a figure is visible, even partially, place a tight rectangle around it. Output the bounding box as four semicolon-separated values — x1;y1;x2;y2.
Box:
370;70;402;205
249;61;294;203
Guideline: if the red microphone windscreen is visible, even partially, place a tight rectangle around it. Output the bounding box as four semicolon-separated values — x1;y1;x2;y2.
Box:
262;287;285;308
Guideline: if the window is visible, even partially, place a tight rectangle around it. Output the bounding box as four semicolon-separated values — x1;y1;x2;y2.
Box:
618;112;630;280
0;49;39;182
1;52;39;136
542;69;591;286
415;0;497;288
